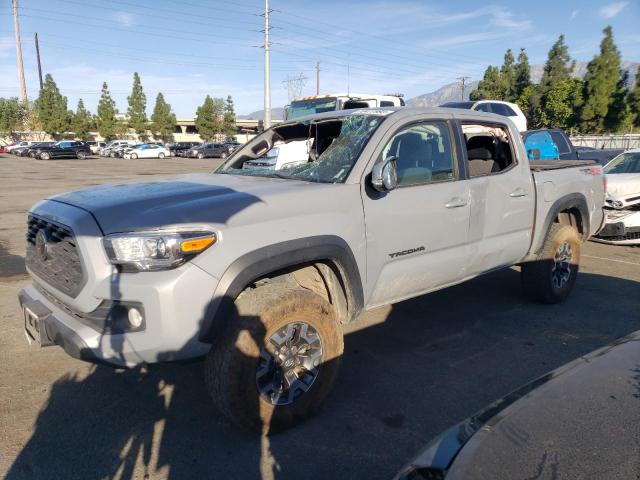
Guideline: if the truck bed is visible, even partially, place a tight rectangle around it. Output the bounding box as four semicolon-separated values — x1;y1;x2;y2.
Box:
529;160;596;171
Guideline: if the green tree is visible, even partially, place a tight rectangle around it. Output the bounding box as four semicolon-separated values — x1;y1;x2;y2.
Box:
540;35;574;92
127;72;147;138
35;74;69;139
581;26;623;132
150;92;176;142
223;95;236;139
605;71;633;133
513;48;532;100
97;82;119;140
0;97;27;140
195;95;224;141
500;49;516;101
629;69;640;128
539;80;580;129
72;99;92;140
516;84;542;129
469;66;503;100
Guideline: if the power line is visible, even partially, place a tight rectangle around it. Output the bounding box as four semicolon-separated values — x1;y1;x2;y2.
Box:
456;76;472;100
282;73;307;102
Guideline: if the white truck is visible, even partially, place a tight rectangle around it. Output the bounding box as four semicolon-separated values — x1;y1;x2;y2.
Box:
284;93;404;120
19;107;605;431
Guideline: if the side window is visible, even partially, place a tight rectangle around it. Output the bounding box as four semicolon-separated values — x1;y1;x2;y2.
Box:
501;104;517;116
380;100;394;107
462;123;516;177
474;103;491;113
549;131;571;154
381;121;455;186
489;103;509;116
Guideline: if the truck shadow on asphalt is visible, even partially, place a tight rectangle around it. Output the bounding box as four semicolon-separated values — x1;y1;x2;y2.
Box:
6;267;640;480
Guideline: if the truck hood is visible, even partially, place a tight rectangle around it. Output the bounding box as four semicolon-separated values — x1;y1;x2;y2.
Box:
47;172;330;234
605;173;640;200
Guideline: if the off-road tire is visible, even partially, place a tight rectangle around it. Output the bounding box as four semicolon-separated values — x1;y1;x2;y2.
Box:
205;282;343;433
522;223;581;304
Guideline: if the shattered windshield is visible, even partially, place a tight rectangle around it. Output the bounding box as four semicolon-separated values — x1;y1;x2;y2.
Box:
216;113;386;183
604;152;640;174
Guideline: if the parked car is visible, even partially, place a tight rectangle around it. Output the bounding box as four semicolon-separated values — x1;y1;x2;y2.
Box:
395;329;640;480
522;128;624;165
99;140;137;156
182;142;233;159
167;141;201;156
6;141;35;153
18;108;605;432
440;100;528;131
242;139;310;170
111;143;144;158
87;141;107;154
592;149;640;245
223;140;240;154
34;141;91;160
123;143;170;159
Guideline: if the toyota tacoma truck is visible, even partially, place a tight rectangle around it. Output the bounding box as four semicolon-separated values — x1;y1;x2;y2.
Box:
18;107;605;431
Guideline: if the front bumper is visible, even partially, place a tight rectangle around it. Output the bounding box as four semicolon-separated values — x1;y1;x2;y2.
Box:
592;221;640;245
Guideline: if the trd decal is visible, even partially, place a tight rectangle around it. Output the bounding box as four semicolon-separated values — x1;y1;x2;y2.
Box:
388;246;425;258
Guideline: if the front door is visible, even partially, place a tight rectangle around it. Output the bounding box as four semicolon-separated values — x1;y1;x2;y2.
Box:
362;119;472;307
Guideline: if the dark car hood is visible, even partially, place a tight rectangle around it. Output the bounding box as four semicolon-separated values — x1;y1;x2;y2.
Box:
47;172;320;234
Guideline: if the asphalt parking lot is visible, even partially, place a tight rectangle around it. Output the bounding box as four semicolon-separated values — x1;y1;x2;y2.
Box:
1;154;639;480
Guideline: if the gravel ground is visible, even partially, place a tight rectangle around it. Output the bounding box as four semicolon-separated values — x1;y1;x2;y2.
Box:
1;154;639;480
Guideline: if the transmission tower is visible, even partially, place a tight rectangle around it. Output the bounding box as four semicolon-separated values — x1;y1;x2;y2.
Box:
282;73;308;102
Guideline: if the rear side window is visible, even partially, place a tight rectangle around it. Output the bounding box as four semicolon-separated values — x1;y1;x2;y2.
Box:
381;121;455;186
380;100;394;107
549;131;571;154
462;123;516;177
474;103;491;113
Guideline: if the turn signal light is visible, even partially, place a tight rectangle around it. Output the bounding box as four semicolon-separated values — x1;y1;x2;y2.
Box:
180;235;216;253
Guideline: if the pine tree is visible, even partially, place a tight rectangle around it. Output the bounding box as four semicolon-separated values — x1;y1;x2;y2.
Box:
195;95;224;141
72;99;92;140
580;26;623;132
97;82;119;140
127;72;147;138
35;74;69;139
469;66;503;100
0;97;26;140
605;71;633;133
629;69;640;128
500;49;516;101
513;48;532;100
540;35;574;92
223;95;236;139
150;92;176;142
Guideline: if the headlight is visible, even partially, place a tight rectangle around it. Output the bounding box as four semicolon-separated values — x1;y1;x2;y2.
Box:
103;230;216;271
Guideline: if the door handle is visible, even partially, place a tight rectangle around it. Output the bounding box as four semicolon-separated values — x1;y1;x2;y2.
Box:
509;188;528;198
445;197;468;208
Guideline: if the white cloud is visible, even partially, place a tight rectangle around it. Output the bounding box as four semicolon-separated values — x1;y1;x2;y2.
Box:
570;9;580;20
599;2;628;18
112;11;135;27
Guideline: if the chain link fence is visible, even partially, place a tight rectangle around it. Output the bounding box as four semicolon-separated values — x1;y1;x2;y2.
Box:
570;135;640;150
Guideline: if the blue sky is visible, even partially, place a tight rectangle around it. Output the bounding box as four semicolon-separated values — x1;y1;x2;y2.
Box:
0;0;638;117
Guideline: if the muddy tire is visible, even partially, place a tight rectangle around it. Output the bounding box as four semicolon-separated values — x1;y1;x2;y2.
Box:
205;281;343;432
521;223;581;304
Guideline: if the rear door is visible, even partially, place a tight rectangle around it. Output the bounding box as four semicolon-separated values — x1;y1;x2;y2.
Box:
362;117;472;307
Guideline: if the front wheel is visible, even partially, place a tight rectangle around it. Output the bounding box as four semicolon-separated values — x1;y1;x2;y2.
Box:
39;152;50;160
158;152;165;159
205;282;343;432
77;151;86;160
130;153;138;159
521;223;581;304
220;151;228;159
197;153;204;159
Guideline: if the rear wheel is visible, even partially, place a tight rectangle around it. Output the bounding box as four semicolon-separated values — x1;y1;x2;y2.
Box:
197;153;204;159
39;152;50;160
130;153;138;159
76;151;86;160
220;151;228;159
205;282;343;432
521;223;581;304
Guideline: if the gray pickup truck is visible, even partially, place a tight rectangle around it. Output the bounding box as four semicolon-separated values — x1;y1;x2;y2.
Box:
19;107;605;431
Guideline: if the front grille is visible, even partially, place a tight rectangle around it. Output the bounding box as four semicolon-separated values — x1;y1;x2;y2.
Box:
26;215;86;297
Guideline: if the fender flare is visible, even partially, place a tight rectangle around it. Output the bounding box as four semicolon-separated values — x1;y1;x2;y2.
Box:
199;235;364;343
533;193;590;254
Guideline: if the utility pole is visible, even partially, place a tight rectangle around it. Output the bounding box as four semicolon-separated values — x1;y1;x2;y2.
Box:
261;0;272;129
315;61;320;95
35;33;44;91
456;76;471;101
12;0;27;102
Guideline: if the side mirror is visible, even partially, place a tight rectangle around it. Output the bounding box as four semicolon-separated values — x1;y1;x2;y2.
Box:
371;156;398;192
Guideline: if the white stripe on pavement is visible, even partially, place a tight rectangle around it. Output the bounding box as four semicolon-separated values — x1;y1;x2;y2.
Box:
583;254;640;267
